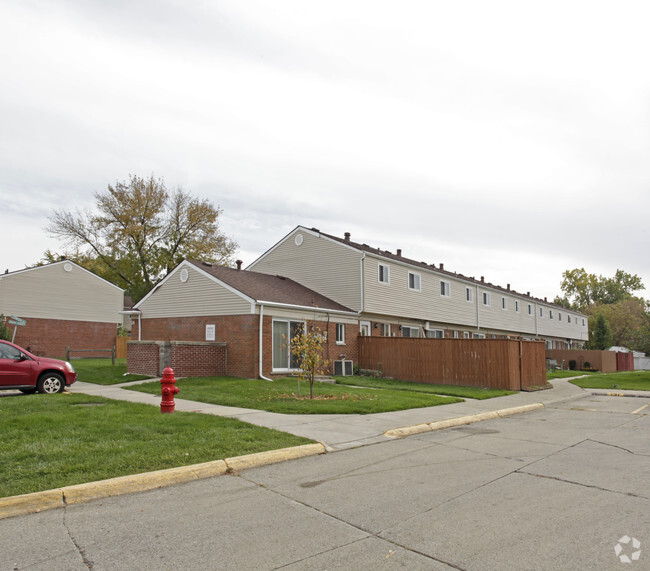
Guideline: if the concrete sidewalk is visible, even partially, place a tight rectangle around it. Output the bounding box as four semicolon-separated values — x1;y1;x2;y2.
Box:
70;377;590;451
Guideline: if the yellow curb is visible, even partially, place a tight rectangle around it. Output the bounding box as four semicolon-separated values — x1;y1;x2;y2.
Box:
0;443;326;521
225;443;326;472
62;460;229;506
383;423;433;439
497;403;544;417
0;489;64;520
383;405;544;439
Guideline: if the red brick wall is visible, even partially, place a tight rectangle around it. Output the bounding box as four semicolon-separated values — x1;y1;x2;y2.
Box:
171;343;227;377
135;315;258;378
13;317;117;360
127;342;162;375
132;314;360;379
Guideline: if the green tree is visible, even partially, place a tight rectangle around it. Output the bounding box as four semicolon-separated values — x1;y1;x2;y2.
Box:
0;315;12;341
589;313;614;350
558;268;644;311
289;326;329;399
46;175;238;301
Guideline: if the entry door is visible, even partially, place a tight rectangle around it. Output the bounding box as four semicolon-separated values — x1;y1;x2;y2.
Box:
272;320;304;370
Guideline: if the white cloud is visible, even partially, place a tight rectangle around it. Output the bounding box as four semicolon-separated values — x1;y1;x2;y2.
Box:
1;0;649;299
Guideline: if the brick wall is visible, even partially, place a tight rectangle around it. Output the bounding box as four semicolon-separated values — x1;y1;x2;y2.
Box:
127;341;163;375
131;314;359;379
170;342;227;377
13;317;117;360
134;314;258;378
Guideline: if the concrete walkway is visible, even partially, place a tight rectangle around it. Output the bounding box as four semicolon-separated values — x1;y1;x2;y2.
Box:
70;378;591;451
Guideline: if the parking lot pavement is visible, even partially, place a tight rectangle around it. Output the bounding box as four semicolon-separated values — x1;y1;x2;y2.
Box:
1;394;648;570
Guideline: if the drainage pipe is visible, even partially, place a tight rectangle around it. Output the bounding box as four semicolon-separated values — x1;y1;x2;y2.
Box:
258;304;273;381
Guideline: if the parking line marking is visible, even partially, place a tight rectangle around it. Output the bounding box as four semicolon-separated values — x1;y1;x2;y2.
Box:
631;403;649;415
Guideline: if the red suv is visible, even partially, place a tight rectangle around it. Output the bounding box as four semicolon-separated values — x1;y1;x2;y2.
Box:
0;340;77;394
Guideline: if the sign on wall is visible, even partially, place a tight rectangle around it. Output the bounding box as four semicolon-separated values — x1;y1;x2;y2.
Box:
205;324;215;341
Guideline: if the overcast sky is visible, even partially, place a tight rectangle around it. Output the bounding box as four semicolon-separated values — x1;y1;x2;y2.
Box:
1;0;649;301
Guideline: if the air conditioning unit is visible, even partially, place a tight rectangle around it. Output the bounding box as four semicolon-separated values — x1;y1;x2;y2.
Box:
333;360;354;376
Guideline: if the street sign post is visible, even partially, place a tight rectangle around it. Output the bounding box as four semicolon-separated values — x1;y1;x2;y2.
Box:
7;315;26;342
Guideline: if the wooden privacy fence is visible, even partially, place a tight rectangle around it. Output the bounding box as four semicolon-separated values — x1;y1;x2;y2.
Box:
358;337;547;391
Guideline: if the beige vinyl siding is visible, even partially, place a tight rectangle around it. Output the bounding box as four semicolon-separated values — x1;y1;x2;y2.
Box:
0;262;122;323
260;305;358;324
363;257;477;327
138;265;252;317
478;291;537;335
537;306;588;340
249;229;363;311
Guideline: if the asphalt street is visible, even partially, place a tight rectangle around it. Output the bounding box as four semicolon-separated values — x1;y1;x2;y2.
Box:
1;393;648;570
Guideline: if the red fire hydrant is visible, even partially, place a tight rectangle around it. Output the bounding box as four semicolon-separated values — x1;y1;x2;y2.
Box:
160;366;179;413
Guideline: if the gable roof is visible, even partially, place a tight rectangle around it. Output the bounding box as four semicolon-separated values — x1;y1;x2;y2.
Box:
179;260;355;313
294;226;578;312
0;259;124;292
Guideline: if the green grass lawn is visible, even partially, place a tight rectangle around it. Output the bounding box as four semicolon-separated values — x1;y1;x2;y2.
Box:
333;376;514;399
126;376;463;414
569;370;650;391
546;370;597;380
0;393;312;498
72;358;152;385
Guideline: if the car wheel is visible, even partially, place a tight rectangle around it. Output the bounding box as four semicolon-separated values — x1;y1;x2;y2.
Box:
19;388;37;394
37;373;65;394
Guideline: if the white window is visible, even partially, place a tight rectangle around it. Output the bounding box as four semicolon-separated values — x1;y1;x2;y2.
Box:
440;280;451;297
473;333;486;339
452;330;459;338
378;263;389;284
336;323;345;344
558;312;562;321
582;318;586;326
402;326;419;337
515;300;520;312
549;310;554;319
272;320;304;370
427;329;444;338
360;321;371;336
502;297;507;310
482;292;491;306
408;272;421;291
380;323;391;336
568;315;572;324
466;287;473;302
540;307;543;318
463;331;470;339
528;304;533;315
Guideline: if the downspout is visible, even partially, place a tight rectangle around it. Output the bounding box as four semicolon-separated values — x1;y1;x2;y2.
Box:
138;313;142;341
476;285;480;332
258;304;273;381
535;303;539;338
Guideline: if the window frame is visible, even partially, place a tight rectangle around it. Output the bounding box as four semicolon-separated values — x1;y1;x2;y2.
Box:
378;263;390;284
440;280;451;297
482;292;491;306
408;271;421;292
335;323;345;344
466;287;473;303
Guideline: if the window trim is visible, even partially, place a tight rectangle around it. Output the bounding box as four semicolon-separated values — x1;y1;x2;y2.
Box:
408;271;421;292
482;292;491;306
466;287;473;303
335;323;345;344
378;263;390;284
501;297;507;310
440;280;451;297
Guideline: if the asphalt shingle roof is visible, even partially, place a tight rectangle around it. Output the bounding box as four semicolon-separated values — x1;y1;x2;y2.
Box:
186;260;354;313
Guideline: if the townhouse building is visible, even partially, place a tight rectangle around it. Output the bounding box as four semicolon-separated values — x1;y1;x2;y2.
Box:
248;226;588;349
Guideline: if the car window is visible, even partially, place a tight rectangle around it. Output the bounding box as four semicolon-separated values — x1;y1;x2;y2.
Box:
0;343;22;360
